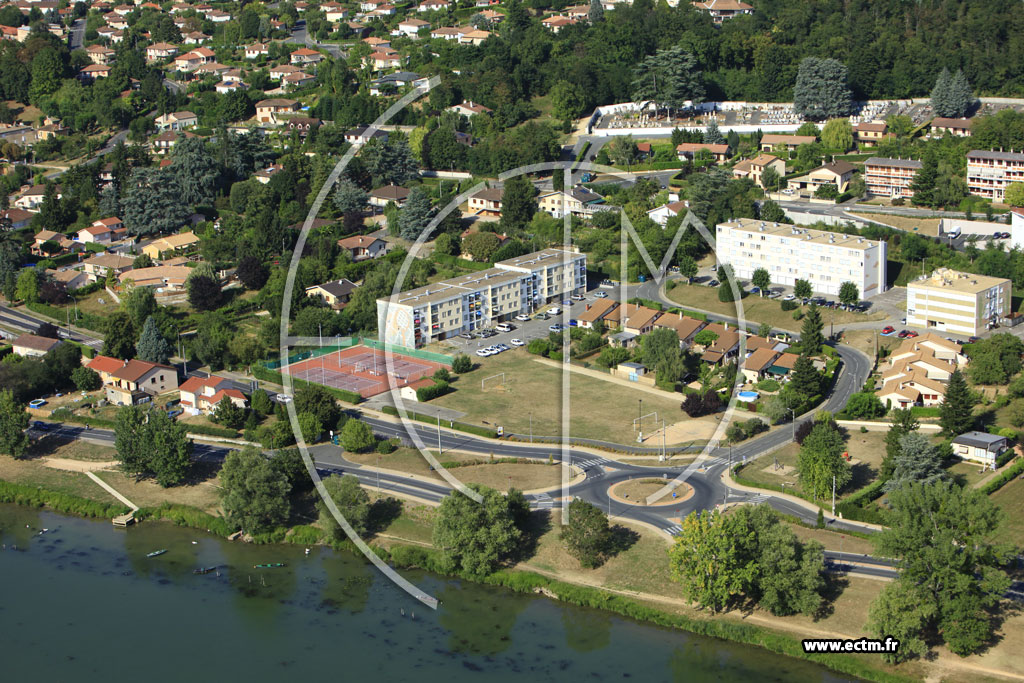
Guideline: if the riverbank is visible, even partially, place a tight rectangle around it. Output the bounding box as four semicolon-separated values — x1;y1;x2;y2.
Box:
8;476;1021;683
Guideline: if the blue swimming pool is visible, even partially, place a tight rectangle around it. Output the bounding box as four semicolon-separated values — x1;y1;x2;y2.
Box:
737;391;759;402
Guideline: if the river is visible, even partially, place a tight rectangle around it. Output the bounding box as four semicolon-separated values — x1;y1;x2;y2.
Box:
0;505;852;682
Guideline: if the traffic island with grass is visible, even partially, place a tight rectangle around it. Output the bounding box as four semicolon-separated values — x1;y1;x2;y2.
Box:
609;478;693;506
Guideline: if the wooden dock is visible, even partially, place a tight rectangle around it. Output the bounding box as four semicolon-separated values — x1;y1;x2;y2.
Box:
112;512;135;527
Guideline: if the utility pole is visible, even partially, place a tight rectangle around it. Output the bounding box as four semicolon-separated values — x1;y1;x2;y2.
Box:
789;408;796;442
661;419;666;462
832;474;836;516
436;414;442;455
529;411;532;443
637;398;643;443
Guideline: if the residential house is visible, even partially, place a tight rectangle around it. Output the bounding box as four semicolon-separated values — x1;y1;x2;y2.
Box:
789;160;856;194
48;268;88;290
244;43;269;59
605;303;661;336
951;431;1009;469
322;3;350;21
537;187;609;218
87;355;179;406
740;346;781;383
369;185;409;207
417;0;449;10
931;117;972;137
676;143;730;162
119;265;191;290
853;121;889;146
12;333;61;358
877;368;948;408
731;154;785;188
79;63;111;81
154;111;197;131
207;10;231;22
691;0;753;24
369;71;427;95
268;64;305;80
254;163;283;183
152;130;197;152
82;253;134;282
14;184;58;212
430;26;463;40
182;31;209;44
363;36;392;50
76;224;112;244
282;72;316;89
693;322;741;365
458;29;490;45
2;208;33;230
337;235;386;261
85;44;115;64
646;201;687;227
541;15;577;32
141;232;200;260
468;187;503;216
863;157;922;199
178;375;247;415
344;126;389;145
173;48;215;71
145;42;179;62
448;101;492;118
255;98;300;124
287;116;321;136
367;50;402;70
759;134;817;153
651;313;706;348
397;17;429;36
305;278;359;309
575;298;619;329
290;47;323;64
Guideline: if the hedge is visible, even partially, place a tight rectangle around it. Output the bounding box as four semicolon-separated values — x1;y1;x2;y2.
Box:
53;409;240;439
180;423;240;439
252;363;362;404
415;380;450;402
981;458;1024;495
666;306;708;321
731;464;886;525
380;404;498;438
0;479;129;518
26;301;106;334
627;296;663;311
910;406;941;418
136;503;236;536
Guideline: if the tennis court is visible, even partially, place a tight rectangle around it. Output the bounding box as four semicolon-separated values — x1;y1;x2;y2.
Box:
283;345;446;397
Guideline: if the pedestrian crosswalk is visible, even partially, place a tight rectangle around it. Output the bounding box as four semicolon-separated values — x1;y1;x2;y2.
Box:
533;492;554;509
663;525;683;536
747;494;770;504
573;457;612;471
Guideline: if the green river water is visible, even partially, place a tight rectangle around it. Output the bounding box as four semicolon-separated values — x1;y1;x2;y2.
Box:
0;504;853;682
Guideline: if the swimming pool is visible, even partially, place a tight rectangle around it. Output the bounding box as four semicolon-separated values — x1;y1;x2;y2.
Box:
736;391;759;402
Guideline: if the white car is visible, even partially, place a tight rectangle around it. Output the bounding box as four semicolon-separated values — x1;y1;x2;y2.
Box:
783;294;796;301
515;314;531;322
571;294;585;301
510;338;525;347
475;348;492;357
548;307;561;316
594;291;607;298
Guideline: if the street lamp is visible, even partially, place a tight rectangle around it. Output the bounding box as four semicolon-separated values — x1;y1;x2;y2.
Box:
788;408;796;442
637;398;643;443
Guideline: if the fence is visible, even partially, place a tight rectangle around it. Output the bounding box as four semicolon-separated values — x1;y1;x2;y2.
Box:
263;337;453;370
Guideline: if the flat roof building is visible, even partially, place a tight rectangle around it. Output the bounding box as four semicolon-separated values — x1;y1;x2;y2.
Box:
906;268;1010;337
715;218;887;298
377;248;586;348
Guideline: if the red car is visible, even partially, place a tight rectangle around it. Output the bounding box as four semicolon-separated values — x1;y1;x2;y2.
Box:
897;330;910;338
905;330;919;338
881;326;895;335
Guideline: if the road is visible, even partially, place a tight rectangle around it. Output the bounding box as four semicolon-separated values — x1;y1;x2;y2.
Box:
68;18;85;51
0;304;103;349
287;20;344;59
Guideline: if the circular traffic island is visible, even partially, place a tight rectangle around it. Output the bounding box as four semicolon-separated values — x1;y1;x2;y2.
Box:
609;478;694;506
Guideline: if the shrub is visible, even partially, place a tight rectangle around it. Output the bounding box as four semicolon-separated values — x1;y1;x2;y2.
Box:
780;299;798;311
376;438;396;454
527;339;551;356
416;380;450;402
451;354;472;373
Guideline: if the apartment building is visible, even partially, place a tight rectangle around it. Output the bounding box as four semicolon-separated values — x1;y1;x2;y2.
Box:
715;218;887;297
864;157;922;199
966;149;1024;201
377;248;586;347
906;268;1010;336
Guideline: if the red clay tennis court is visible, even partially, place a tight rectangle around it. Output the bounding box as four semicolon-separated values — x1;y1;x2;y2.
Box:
283;345;446;397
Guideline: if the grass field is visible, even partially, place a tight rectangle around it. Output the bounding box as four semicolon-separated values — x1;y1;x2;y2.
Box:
612;478;691;505
989;477;1024;545
94;469;221;513
0;456;113;502
347;447;566;491
28;436;115;462
665;282;887;332
946;460;992;488
432;349;691;444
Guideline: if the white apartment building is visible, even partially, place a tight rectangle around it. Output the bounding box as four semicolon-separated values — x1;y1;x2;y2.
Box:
864;157;922;199
715;219;887;298
966;149;1024;201
377;248;587;348
907;268;1010;336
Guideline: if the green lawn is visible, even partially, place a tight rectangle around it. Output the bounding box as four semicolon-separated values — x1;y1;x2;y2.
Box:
432;349;689;445
665;282;887;332
989;477;1024;546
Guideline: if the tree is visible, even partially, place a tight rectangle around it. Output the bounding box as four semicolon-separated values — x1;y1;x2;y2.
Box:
15;268;38;303
171;136;219;207
294;384;341;430
794;279;812;299
1005;182;1024;207
761;166;782;194
250;388;272;417
102;311;135;359
799;306;824;355
751;268;770;295
693;329;719;347
396;186;433;241
333;178;368;215
870;481;1011;661
561;498;613;568
820;118;853;151
948;69;973;118
550;80;587;121
882;408;919;479
340;418;375;452
587;0;603;22
461;232;501;262
212;397;246;430
797;420;851;500
29;47;64;104
0;388;29;458
499;175;536;234
838;281;859;306
133;253;153;269
886;114;914;139
237;255;269;290
219;446;291;534
71;366;101;392
813;182;839;200
187;275;222;312
939;369;976;436
883;432;946;492
135;316;171;364
788;353;823;400
668;509;750;613
930;68;953;119
793;58;853;121
122;286;157;330
452;354;472;374
845;392;885;419
631;46;705;120
704;119;725;145
760;199;788;224
121;167;192;236
433;484;525;576
363;137;419;186
113;406;192;487
318;473;371;538
678;255;698;283
607;135;639;169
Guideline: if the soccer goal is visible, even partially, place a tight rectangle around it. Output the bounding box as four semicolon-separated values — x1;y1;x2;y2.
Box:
481;372;507;391
633;411;659;432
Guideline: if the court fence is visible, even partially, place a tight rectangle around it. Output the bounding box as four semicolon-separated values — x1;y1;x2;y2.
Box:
263;337;453;369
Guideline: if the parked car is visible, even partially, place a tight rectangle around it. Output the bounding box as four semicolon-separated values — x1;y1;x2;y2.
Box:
881;326;895;335
571;294;585;301
515;314;531;322
898;330;912;338
968;336;981;343
561;299;572;306
475;348;492;357
495;343;510;352
549;323;564;332
783;294;796;301
479;329;498;338
495;323;513;333
458;332;475;340
510;338;525;347
535;313;549;320
594;291;608;298
707;279;719;287
167;409;183;418
276;394;293;404
548;307;561;316
905;330;919;338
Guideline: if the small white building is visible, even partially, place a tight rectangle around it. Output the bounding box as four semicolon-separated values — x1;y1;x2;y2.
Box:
951;431;1009;469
